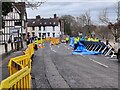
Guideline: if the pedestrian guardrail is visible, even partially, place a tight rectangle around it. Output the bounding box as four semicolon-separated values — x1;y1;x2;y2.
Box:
0;43;34;89
8;54;31;75
0;66;31;89
25;43;34;58
80;41;116;58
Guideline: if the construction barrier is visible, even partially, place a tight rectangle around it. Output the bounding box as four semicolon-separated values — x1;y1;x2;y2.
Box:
80;41;116;57
45;37;51;42
8;54;31;75
50;38;59;45
25;43;34;58
0;66;31;89
0;43;34;89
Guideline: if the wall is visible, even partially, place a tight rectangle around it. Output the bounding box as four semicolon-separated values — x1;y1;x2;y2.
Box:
27;22;61;38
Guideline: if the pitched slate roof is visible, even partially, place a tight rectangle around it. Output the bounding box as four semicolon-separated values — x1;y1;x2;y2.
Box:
27;17;59;27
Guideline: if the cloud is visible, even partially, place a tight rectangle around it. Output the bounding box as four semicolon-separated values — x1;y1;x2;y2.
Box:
26;0;118;24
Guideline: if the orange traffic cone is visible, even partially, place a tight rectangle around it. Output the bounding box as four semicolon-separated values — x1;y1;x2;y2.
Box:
38;43;44;48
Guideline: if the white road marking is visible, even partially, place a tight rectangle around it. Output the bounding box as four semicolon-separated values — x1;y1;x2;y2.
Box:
50;47;56;52
89;58;109;68
80;54;85;57
64;45;71;50
51;48;52;50
53;50;56;52
50;46;56;52
57;46;59;48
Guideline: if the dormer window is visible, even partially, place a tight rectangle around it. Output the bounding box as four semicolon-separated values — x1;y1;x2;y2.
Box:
40;22;42;24
44;22;46;24
50;22;52;24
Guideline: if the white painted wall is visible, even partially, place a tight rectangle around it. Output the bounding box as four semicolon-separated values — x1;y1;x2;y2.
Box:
28;24;61;38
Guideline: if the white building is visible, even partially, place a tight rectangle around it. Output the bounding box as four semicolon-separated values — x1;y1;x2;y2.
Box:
27;14;62;38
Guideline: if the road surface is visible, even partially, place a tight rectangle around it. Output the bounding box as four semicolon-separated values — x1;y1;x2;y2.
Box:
31;42;119;89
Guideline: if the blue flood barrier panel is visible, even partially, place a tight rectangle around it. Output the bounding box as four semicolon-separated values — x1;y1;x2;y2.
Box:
72;42;101;55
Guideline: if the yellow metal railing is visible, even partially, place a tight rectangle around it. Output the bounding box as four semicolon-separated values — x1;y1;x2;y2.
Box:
25;43;34;58
0;43;35;89
0;66;31;89
8;54;31;75
50;38;59;45
45;37;51;42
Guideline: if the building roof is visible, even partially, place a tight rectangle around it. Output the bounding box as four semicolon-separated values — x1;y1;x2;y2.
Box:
28;17;59;27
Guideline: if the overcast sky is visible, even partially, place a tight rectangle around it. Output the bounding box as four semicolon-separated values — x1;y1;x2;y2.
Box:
26;0;119;25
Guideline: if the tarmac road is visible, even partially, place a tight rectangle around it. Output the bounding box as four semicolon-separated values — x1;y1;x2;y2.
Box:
31;42;119;89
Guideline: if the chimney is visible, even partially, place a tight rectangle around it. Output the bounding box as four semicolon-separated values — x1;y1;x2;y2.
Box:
54;14;56;18
36;15;41;20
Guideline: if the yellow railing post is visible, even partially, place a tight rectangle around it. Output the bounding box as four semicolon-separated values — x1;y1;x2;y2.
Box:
0;43;35;89
0;67;31;89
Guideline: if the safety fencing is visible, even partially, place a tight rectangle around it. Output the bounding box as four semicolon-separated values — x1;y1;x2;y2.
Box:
8;54;31;75
80;41;116;58
45;37;51;42
50;38;59;45
25;43;35;58
0;43;34;89
0;66;31;89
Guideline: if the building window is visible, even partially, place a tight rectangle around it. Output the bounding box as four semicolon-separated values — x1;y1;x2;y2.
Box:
44;22;46;24
53;26;55;31
39;33;41;37
39;26;41;31
32;32;35;36
53;33;55;37
47;32;50;37
53;22;56;25
43;26;45;31
43;33;46;38
32;27;35;30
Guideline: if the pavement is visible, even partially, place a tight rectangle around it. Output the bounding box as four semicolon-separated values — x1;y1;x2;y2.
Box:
0;41;27;82
31;42;119;89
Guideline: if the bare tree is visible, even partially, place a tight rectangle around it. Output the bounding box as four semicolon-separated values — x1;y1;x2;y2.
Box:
16;0;47;9
77;11;94;36
108;21;120;42
60;15;75;35
99;8;110;24
26;1;46;9
99;2;120;42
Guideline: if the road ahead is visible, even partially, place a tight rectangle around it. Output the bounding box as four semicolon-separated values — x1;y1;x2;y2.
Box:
31;42;119;89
